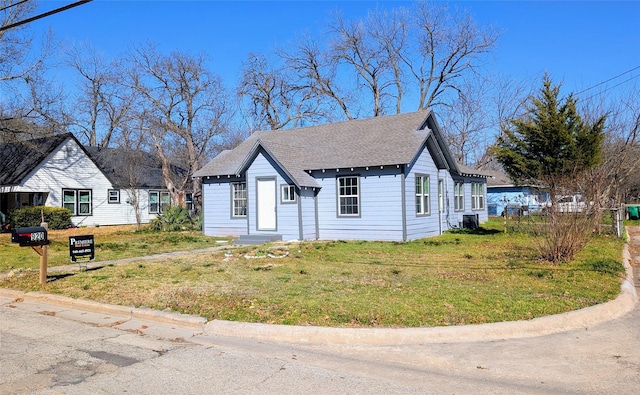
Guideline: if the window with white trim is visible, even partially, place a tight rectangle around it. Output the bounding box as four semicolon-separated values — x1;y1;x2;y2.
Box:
472;182;485;210
438;179;444;213
454;182;464;211
338;176;359;216
62;189;92;216
149;190;170;214
415;175;430;215
281;185;296;203
231;182;247;217
108;189;120;204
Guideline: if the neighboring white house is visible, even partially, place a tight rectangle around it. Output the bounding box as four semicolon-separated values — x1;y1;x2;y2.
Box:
0;133;176;227
193;110;489;242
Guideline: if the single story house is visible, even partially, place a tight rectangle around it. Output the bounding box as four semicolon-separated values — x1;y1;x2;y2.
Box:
0;133;178;228
485;170;549;216
193;110;489;242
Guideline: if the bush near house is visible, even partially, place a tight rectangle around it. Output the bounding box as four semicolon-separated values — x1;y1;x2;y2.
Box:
9;206;72;230
149;205;199;231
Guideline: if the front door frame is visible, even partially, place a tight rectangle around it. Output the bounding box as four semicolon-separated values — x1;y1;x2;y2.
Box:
256;177;277;231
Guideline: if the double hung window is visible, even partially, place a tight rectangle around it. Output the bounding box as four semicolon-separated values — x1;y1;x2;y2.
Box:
454;182;464;211
337;176;359;216
232;182;247;217
63;189;92;216
149;190;170;214
471;183;485;210
415;175;430;215
438;179;444;213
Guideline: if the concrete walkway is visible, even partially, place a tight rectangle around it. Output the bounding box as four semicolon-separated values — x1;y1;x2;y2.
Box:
1;229;639;345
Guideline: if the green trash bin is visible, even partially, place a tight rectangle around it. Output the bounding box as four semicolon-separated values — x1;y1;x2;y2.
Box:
627;206;639;220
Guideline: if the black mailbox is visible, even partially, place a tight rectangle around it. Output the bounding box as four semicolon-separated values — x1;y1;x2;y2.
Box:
11;226;50;247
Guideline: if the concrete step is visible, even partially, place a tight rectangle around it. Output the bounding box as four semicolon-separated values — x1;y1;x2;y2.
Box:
234;234;283;245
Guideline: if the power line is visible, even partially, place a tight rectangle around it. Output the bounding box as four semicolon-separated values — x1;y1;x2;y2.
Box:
0;0;29;13
574;65;640;97
581;73;640;102
0;0;93;33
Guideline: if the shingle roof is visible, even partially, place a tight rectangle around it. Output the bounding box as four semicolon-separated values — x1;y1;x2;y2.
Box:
85;147;188;189
194;110;449;187
485;170;514;187
0;133;73;186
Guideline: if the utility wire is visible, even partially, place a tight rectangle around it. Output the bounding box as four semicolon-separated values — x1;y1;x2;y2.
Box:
574;64;640;97
581;73;640;102
0;0;30;13
0;0;93;32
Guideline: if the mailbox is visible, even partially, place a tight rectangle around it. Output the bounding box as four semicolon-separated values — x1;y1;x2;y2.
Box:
11;226;50;247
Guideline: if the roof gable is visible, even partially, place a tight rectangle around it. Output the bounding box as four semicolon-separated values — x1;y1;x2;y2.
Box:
194;110;487;187
0;133;75;186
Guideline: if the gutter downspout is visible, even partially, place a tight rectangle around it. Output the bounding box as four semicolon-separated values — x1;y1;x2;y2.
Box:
401;166;407;242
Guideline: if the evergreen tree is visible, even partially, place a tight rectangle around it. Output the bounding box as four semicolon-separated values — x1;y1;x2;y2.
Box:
495;74;605;189
494;75;606;263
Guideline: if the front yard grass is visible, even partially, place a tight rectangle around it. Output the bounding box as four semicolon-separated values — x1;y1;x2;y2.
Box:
0;220;627;328
0;225;227;272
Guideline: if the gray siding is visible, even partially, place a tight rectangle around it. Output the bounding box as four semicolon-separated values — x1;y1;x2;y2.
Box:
405;146;442;240
298;187;317;240
201;177;247;237
447;176;488;228
312;168;405;241
247;151;300;240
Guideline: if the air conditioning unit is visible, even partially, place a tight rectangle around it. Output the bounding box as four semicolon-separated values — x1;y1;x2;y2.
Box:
462;214;478;229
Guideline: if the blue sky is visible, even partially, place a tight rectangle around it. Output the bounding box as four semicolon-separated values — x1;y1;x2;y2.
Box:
31;0;640;102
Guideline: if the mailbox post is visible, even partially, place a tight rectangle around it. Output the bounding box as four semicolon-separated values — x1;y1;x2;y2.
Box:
11;225;50;285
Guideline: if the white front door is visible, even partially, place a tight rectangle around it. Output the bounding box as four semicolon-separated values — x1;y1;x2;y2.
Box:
257;179;277;230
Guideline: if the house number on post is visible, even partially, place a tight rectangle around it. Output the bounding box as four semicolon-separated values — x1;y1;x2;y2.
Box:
11;226;50;284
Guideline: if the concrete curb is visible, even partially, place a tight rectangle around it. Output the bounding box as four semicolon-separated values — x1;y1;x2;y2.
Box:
1;237;637;346
202;238;638;345
0;288;206;331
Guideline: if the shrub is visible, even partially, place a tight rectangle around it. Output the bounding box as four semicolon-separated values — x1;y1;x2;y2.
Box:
149;205;194;231
9;206;72;229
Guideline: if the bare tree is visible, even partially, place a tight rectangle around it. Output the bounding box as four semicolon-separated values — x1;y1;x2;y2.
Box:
238;52;325;130
578;86;640;229
252;1;498;123
409;2;499;110
329;11;399;117
0;0;43;83
280;33;356;121
125;42;231;206
440;79;490;166
63;43;133;147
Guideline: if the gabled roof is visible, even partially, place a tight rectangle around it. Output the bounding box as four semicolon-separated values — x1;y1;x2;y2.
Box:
194;110;481;187
85;147;161;189
0;133;77;186
85;147;190;190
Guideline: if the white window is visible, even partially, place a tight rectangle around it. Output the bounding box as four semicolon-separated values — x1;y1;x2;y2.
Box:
454;182;464;211
438;179;444;213
108;189;120;204
472;182;485;210
338;176;359;216
281;185;296;203
415;175;430;215
62;189;92;216
149;190;171;214
232;182;247;217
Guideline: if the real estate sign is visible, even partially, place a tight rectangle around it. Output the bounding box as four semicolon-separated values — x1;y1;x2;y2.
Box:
69;235;94;262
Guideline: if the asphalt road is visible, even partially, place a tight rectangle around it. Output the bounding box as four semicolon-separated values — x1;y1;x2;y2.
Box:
1;292;639;394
